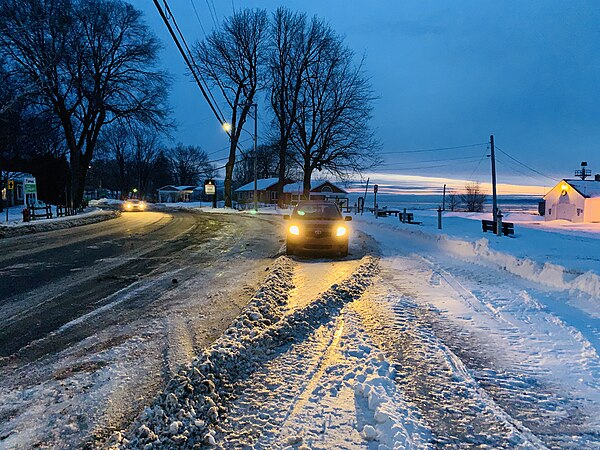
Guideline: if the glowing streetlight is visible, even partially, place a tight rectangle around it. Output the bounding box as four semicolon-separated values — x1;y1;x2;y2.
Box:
222;122;232;133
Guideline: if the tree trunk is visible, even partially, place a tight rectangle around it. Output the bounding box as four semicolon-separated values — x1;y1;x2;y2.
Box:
302;163;312;199
224;147;236;208
277;136;287;208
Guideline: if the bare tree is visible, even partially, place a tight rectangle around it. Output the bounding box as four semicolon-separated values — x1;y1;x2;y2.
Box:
0;0;170;207
447;191;460;211
98;122;131;198
234;143;279;185
289;23;379;196
268;8;312;207
461;182;487;212
166;143;211;186
194;9;268;207
130;126;161;197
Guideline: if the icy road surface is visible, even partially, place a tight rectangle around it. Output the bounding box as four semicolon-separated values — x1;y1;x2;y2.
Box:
110;217;599;449
0;210;284;448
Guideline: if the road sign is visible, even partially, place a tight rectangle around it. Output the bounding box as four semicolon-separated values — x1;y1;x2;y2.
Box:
7;180;14;190
24;177;37;194
204;180;216;195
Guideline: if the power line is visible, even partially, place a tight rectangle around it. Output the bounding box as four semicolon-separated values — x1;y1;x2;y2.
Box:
205;0;218;27
494;145;558;182
152;0;225;126
189;0;207;37
379;155;482;167
161;0;225;122
379;142;487;155
374;161;481;172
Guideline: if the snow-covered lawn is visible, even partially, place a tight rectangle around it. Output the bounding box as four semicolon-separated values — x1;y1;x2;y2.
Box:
0;205;113;227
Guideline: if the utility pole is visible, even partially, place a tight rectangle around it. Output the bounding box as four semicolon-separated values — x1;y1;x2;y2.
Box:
253;103;258;212
442;184;446;211
490;134;498;222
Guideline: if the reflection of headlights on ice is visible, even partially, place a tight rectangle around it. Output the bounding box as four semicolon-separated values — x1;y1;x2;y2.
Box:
336;226;347;237
289;225;300;235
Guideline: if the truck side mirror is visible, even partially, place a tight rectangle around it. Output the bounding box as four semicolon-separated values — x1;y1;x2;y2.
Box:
283;215;290;220
344;216;352;221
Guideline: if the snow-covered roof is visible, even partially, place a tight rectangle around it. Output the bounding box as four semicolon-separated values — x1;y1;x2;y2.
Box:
157;185;196;192
283;180;347;194
565;179;600;198
235;177;280;192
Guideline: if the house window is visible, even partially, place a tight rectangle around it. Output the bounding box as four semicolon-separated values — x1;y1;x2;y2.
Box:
270;191;278;200
321;185;333;193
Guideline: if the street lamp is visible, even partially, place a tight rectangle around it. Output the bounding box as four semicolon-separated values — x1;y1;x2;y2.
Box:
221;103;258;212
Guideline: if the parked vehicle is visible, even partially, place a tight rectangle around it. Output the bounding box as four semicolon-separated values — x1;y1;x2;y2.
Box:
283;201;352;257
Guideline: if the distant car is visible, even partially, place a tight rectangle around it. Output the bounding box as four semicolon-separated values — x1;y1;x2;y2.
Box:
122;199;147;212
283;201;352;257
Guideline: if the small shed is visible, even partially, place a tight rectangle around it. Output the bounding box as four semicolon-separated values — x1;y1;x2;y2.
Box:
283;180;348;205
157;185;195;203
544;178;600;223
234;177;294;204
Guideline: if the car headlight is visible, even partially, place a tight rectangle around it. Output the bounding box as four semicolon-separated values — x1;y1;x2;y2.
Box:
139;202;146;209
289;225;300;235
125;203;132;209
336;226;347;237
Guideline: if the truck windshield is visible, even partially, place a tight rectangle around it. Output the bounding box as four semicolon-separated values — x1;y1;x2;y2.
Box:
292;204;341;220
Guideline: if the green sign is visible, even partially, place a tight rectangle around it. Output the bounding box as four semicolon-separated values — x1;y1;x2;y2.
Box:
24;178;37;194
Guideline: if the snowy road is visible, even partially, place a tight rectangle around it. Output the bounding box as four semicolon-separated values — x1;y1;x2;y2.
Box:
0;210;284;448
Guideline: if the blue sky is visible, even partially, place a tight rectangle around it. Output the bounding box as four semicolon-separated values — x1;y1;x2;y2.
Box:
129;0;600;192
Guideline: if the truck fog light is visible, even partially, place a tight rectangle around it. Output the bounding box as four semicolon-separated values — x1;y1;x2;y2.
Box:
336;226;347;237
289;225;300;235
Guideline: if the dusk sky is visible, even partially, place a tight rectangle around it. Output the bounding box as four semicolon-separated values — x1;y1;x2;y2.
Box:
130;0;600;195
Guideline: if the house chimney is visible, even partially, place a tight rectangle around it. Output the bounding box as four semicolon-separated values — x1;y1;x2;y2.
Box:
595;174;600;182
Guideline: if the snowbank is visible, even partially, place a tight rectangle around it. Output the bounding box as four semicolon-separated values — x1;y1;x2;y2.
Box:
355;213;600;300
0;208;119;238
109;255;379;449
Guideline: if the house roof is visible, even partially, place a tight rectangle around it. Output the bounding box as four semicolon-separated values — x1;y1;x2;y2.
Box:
565;179;600;198
158;185;196;192
235;177;280;192
283;180;347;194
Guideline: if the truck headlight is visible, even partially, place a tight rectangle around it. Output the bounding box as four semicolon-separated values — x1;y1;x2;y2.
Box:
289;225;300;235
336;226;347;237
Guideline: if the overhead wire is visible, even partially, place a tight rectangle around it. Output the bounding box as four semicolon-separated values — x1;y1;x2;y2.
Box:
205;0;218;27
152;0;225;126
379;142;487;155
494;145;558;182
379;155;482;167
189;0;207;37
161;0;225;122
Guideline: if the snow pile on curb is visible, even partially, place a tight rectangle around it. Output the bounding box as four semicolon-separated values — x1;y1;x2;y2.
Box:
109;256;378;449
362;220;600;300
447;236;600;299
0;209;119;238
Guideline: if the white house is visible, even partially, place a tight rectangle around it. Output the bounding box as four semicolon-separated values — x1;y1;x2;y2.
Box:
157;185;195;203
544;178;600;223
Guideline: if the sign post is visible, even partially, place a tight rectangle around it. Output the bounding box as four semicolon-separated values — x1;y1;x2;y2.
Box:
373;184;379;216
204;180;216;208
